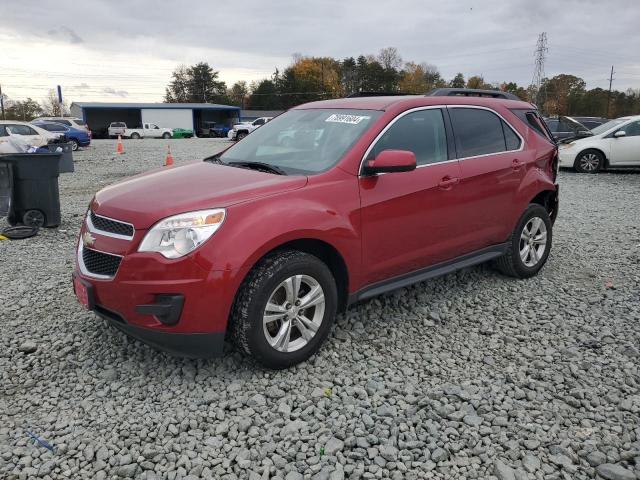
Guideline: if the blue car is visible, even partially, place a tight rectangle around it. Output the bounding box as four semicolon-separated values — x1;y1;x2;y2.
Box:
32;121;91;151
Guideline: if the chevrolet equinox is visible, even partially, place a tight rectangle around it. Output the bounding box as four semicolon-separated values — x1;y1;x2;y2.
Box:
74;90;559;369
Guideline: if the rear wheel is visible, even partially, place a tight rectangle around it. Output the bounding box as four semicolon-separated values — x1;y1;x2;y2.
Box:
162;132;171;139
574;149;603;173
496;204;552;278
22;210;45;228
69;139;79;151
230;250;337;369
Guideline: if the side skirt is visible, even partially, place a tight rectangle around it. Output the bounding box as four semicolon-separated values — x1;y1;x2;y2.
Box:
348;243;509;305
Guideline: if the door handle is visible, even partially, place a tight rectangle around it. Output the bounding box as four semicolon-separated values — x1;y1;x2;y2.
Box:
512;159;524;171
438;176;460;189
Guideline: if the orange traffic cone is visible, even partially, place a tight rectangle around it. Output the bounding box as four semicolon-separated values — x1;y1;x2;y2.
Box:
164;145;174;166
116;135;124;154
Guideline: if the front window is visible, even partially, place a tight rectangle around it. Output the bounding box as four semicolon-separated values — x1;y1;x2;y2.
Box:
591;119;625;135
617;120;640;137
219;109;381;174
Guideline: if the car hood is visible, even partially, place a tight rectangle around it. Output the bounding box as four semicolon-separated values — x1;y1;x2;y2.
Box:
92;161;308;228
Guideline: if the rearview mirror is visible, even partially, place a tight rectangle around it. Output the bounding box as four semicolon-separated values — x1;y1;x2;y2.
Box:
614;130;626;138
363;150;417;175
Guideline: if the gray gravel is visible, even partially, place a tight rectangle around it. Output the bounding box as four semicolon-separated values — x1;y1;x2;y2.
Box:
1;139;639;479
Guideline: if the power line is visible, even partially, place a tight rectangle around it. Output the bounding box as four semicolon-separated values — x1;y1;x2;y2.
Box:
607;65;615;117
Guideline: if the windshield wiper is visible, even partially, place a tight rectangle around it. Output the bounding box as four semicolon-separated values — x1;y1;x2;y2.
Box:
203;153;223;163
227;161;287;175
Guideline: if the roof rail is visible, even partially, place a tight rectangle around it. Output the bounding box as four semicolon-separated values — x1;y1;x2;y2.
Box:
347;91;413;98
427;88;521;101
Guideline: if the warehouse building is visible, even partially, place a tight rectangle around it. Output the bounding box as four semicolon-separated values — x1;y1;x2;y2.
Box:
70;102;241;138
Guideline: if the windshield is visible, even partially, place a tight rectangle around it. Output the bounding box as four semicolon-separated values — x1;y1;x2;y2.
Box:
220;109;381;174
591;118;626;135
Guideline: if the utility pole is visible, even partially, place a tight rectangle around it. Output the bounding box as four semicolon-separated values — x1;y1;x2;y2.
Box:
606;65;614;118
531;32;548;111
0;84;5;120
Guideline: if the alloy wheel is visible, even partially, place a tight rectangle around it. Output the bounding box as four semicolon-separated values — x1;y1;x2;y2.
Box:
519;216;548;267
579;153;600;171
263;274;325;352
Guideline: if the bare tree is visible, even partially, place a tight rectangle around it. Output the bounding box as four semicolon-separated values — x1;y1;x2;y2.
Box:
41;89;68;116
377;47;403;71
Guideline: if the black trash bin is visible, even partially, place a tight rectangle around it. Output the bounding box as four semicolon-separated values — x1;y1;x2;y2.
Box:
0;153;61;228
48;142;74;173
0;162;13;218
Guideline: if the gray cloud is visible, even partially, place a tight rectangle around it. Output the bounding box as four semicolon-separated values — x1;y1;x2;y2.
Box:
4;0;640;91
47;26;83;44
102;87;128;97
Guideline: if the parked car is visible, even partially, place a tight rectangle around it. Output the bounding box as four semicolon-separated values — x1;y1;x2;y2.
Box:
544;116;592;142
198;122;230;138
122;123;173;139
558;115;640;172
74;93;558;368
172;128;194;139
32;121;91;151
33;116;89;131
228;117;273;140
569;116;609;130
108;122;127;138
0;120;59;146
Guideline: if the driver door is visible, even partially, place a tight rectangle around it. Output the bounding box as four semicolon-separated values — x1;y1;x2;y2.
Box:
610;120;640;165
358;108;463;286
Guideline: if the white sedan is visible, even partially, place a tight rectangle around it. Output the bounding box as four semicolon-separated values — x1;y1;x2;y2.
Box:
0;120;60;147
558;115;640;172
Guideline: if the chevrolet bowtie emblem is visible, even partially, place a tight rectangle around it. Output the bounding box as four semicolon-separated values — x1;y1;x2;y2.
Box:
82;231;96;247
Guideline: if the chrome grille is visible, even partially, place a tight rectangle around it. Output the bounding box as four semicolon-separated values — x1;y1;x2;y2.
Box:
89;211;134;238
82;247;122;277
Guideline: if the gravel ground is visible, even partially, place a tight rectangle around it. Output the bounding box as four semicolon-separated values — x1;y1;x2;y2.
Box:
1;139;639;480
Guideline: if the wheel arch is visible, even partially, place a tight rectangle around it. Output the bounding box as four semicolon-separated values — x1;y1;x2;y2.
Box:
575;147;608;169
237;237;350;313
529;189;559;224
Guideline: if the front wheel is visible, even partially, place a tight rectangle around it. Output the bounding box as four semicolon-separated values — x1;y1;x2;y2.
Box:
236;132;248;141
574;149;603;173
495;204;552;278
130;133;141;140
69;139;79;151
230;250;337;369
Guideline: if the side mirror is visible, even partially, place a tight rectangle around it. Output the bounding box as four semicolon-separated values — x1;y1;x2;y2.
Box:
363;150;417;175
614;130;626;138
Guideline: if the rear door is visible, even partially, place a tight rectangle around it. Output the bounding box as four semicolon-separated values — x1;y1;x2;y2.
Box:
359;107;465;285
609;120;640;165
447;106;526;251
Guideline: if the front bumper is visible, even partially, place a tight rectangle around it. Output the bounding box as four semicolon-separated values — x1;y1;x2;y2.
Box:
73;217;238;357
558;147;576;167
95;303;225;358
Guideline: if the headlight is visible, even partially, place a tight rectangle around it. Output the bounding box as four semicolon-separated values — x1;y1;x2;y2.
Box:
138;209;225;259
559;142;574;150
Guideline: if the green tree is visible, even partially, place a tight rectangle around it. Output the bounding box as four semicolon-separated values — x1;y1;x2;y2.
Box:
450;73;465;88
164;62;227;103
4;98;42;120
228;81;249;108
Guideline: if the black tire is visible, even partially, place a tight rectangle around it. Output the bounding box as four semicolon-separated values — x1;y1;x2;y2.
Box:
574;149;604;173
230;250;338;369
495;204;552;279
22;210;46;228
237;132;248;141
130;133;141;140
162;132;171;139
69;139;79;151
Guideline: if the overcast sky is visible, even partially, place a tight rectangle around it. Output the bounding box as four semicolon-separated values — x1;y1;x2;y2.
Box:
1;0;639;104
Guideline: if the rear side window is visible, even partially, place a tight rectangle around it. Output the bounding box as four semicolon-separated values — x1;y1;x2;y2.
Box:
511;109;553;141
449;108;508;157
371;109;448;166
502;121;522;150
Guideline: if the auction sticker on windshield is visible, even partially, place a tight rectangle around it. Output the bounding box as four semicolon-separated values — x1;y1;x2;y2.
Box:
325;114;370;125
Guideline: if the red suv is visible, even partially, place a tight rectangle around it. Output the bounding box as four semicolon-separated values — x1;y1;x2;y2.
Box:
73;90;558;369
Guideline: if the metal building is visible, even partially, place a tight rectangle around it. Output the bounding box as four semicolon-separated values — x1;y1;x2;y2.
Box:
70;102;241;138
